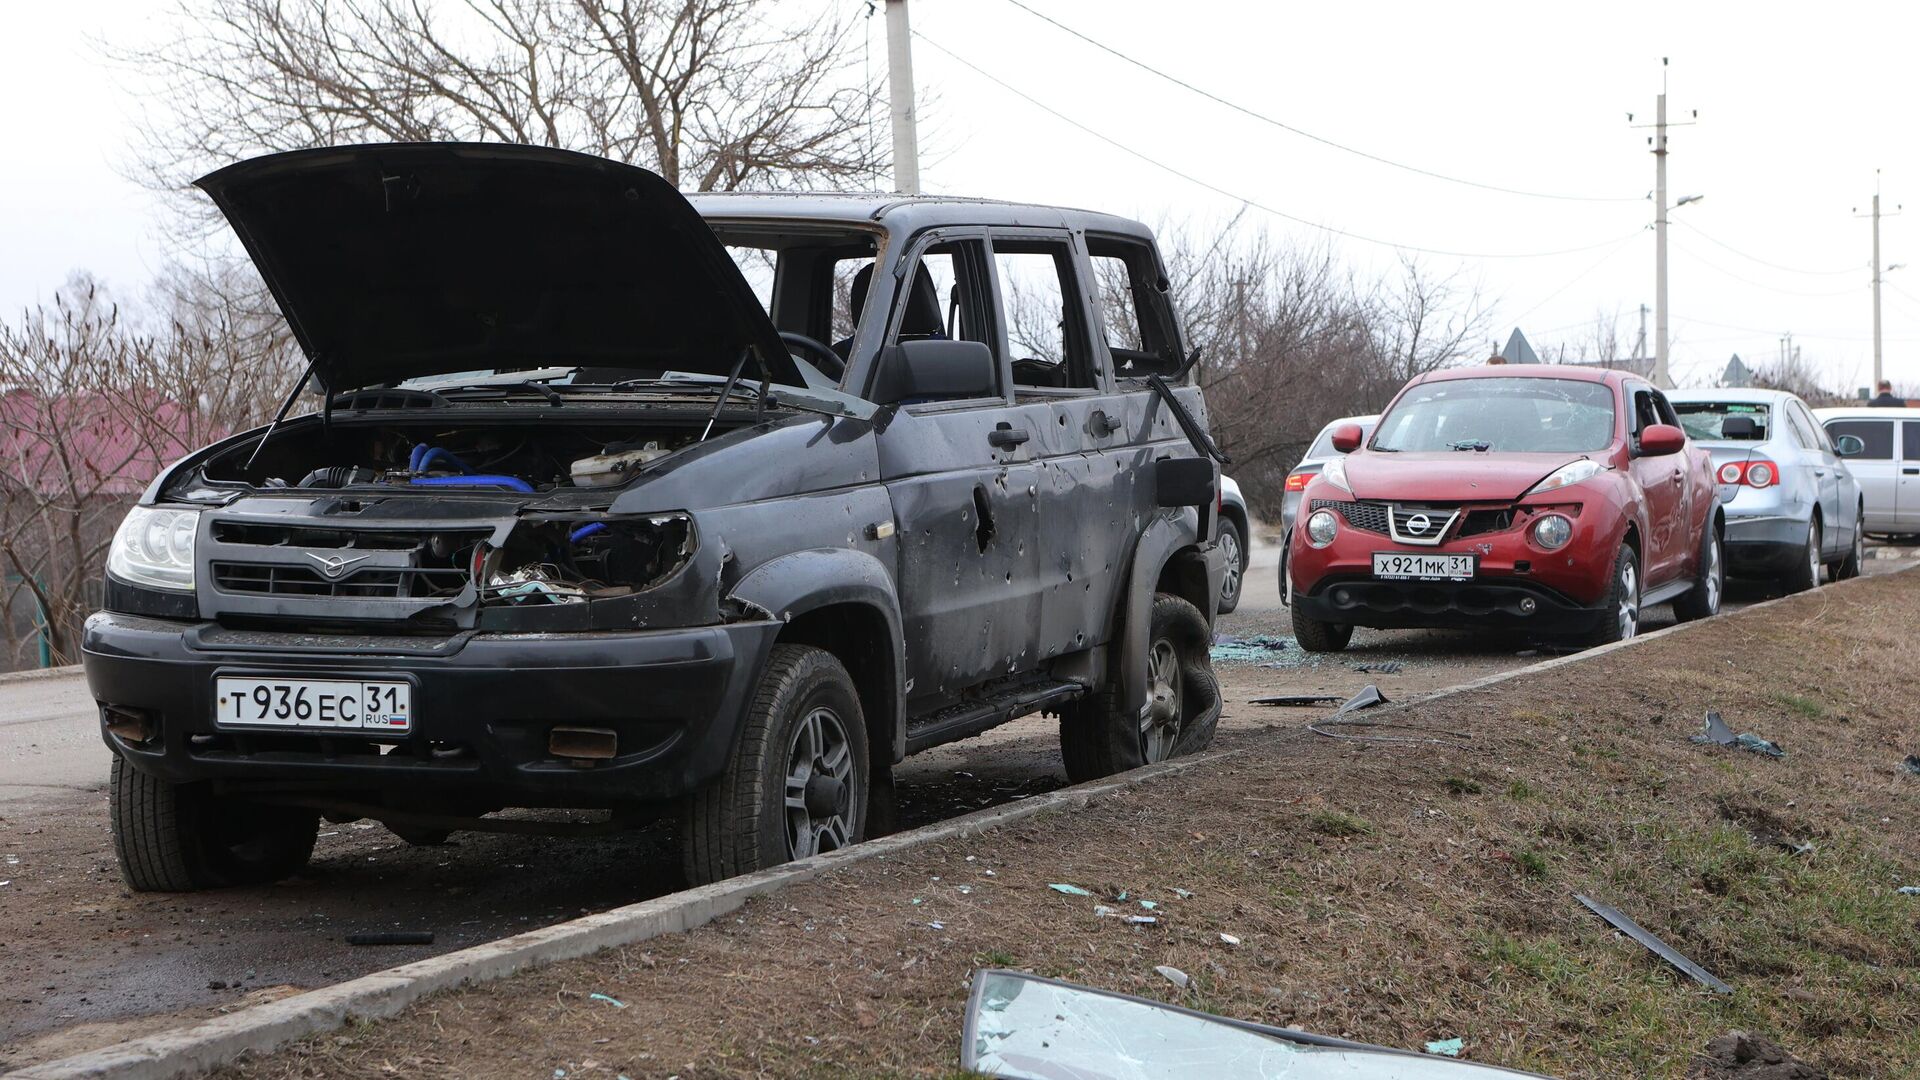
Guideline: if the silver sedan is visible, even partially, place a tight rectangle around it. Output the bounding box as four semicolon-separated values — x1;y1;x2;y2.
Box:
1668;389;1865;588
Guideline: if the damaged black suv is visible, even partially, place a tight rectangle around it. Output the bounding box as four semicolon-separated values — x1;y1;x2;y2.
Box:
85;144;1226;891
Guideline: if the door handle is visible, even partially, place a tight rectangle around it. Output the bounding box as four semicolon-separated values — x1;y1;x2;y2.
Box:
988;426;1030;449
1904;467;1919;476
1814;469;1827;477
1087;410;1122;437
1671;471;1684;485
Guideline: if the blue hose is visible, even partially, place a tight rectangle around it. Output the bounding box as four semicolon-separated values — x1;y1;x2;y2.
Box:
409;474;534;493
415;447;473;474
568;522;609;544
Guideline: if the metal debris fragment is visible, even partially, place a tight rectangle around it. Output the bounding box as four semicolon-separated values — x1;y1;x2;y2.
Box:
1048;883;1092;896
1424;1038;1464;1057
1251;693;1344;708
1575;894;1732;993
1690;711;1784;758
1154;964;1190;989
589;993;627;1008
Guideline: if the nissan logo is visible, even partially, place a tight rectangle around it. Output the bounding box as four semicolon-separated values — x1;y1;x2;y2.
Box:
1406;513;1432;535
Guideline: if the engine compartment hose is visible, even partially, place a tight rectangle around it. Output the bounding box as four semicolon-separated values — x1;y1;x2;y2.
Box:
408;474;534;493
412;446;473;474
568;522;609;544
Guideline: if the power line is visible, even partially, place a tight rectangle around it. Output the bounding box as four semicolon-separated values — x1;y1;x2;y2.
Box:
1669;237;1864;298
1672;220;1860;276
999;0;1642;205
1507;232;1646;325
914;31;1648;261
1672;313;1919;343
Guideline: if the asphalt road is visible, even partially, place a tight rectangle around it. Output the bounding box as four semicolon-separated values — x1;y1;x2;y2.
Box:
2;539;1908;1069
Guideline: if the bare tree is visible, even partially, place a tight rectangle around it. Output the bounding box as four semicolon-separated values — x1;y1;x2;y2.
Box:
0;275;281;668
124;0;887;208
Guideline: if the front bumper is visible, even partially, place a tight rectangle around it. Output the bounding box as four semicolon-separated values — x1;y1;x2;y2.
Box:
1292;575;1607;633
82;611;780;808
1288;495;1618;633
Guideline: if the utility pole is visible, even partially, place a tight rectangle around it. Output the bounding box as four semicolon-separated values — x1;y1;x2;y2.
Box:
1653;89;1669;388
1630;60;1695;389
1856;175;1903;388
884;0;921;194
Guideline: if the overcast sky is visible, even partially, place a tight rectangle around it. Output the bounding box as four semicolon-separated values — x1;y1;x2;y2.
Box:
4;1;1917;391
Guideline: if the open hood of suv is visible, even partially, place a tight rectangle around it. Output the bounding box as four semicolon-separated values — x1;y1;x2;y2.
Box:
1342;451;1586;502
196;143;799;392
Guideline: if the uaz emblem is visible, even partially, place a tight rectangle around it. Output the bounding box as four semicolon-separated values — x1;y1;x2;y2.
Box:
307;552;371;579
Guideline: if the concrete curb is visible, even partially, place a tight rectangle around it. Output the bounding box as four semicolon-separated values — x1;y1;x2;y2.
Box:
0;663;83;686
10;566;1912;1080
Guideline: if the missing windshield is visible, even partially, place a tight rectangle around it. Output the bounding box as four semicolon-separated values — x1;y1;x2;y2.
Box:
1373;377;1615;454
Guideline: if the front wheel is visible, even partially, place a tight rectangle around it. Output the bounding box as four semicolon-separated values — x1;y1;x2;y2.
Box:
681;645;868;886
110;755;317;892
1291;604;1353;652
1059;594;1220;784
1784;518;1821;593
1582;544;1640;647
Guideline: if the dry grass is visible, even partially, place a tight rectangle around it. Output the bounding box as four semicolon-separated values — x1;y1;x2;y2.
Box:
217;573;1920;1080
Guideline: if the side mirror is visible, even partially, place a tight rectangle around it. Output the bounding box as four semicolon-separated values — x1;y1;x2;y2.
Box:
1720;415;1758;440
1834;434;1866;457
1154;457;1215;507
1639;423;1686;456
872;340;997;405
1329;422;1364;454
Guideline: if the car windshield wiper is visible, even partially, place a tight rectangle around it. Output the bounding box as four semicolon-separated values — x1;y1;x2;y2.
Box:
438;380;564;406
1449;439;1492;452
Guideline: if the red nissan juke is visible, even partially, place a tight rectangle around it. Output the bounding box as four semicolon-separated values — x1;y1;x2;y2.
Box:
1286;365;1722;651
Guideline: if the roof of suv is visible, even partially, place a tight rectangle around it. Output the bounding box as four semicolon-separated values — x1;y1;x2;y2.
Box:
683;191;1156;240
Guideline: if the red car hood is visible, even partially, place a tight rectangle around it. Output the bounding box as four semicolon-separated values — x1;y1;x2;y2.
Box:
1342;451;1591;502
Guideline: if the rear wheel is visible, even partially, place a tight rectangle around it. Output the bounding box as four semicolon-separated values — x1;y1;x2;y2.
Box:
1059;594;1220;783
1216;518;1246;615
681;645;868;886
1834;511;1864;580
1784;518;1821;593
1672;521;1723;623
1582;544;1640;647
110;755;317;892
1291;605;1353;652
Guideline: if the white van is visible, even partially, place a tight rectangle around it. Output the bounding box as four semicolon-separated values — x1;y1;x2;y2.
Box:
1815;406;1920;536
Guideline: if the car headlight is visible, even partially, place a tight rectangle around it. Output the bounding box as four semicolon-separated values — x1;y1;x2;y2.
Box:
1531;513;1573;550
1525;459;1605;496
1318;457;1351;494
1305;509;1339;548
107;506;201;592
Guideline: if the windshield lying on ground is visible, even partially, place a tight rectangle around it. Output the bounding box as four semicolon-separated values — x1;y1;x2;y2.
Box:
406;224;881;397
1372;377;1616;453
1674;401;1771;442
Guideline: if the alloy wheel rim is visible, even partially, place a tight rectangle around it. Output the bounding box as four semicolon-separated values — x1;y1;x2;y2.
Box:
784;705;855;859
1619;560;1639;640
1705;535;1721;611
1219;531;1242;601
1809;523;1822;585
1141;638;1183;763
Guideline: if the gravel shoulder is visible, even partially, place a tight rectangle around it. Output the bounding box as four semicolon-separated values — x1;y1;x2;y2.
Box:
200;567;1920;1079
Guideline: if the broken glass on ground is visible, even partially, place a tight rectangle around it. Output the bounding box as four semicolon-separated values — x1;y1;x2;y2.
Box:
963;969;1545;1078
1690;711;1784;758
1210;635;1292;663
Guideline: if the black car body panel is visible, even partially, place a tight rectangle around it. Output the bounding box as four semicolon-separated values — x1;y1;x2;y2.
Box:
195;143;801;389
86;147;1224;839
